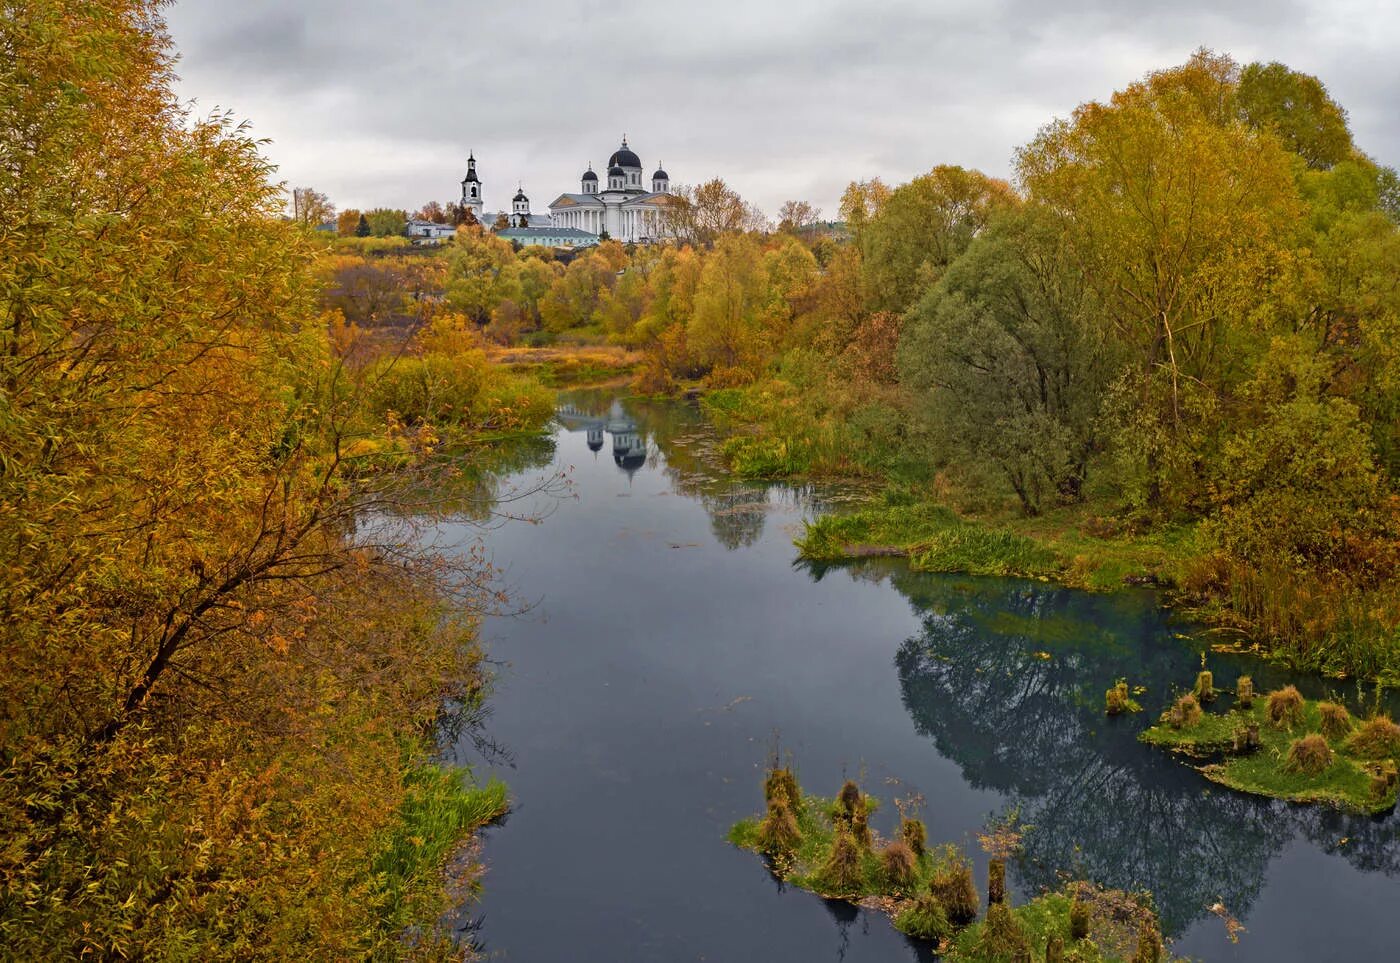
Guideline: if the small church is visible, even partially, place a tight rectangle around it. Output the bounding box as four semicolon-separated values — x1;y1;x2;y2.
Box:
459;137;679;246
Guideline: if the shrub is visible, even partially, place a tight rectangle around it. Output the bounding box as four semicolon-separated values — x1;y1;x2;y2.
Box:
1106;681;1130;715
930;847;979;927
1236;675;1255;709
1267;686;1305;728
1345;715;1400;760
757;796;801;857
1166;693;1203;730
1317;702;1353;740
1194;670;1217;703
881;841;918;889
895;894;951;942
901;816;927;856
1047;934;1065;962
1285;733;1334;775
816;830;864;894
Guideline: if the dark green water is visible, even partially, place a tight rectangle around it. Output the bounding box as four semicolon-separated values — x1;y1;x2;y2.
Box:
444;393;1399;961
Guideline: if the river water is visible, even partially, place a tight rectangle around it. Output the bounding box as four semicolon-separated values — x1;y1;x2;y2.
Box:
444;393;1399;962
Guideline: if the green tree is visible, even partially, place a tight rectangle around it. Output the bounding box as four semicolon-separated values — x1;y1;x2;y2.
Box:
356;212;371;236
1238;61;1354;170
365;206;407;236
858;165;1016;314
900;208;1119;512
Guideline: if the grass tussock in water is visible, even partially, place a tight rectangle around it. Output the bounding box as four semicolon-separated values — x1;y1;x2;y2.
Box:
730;767;1177;959
1141;681;1400;814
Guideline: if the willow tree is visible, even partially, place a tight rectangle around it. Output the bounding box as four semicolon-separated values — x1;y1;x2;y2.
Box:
1;1;512;955
1015;50;1305;509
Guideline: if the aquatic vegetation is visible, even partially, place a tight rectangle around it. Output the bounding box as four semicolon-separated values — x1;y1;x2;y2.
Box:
1235;675;1255;709
764;765;801;811
1193;670;1216;703
1165;693;1203;730
731;770;1179;958
930;845;981;927
1105;680;1142;716
901;816;928;856
756;796;802;856
1133;919;1163;963
814;830;865;894
881;840;919;889
1142;682;1399;813
1284;733;1334;775
987;858;1006;905
1345;715;1400;760
894;892;952;942
1070;896;1090;940
1267;685;1305;728
1317;702;1353;740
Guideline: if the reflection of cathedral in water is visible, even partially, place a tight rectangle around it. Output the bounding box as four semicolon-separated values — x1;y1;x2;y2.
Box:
557;401;649;476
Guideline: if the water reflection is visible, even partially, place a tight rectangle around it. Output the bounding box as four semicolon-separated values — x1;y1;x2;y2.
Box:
557;400;650;477
825;562;1400;936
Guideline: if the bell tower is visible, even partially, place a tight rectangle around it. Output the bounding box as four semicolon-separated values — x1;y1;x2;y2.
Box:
460;153;484;221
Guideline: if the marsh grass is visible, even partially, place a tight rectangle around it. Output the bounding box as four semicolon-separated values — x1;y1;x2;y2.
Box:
1141;686;1399;813
370;767;508;931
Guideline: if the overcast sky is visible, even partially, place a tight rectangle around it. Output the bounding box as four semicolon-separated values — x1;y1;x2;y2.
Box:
163;0;1400;221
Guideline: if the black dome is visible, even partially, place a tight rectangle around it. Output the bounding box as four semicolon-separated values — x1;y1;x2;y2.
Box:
581;168;597;181
513;188;528;202
652;168;668;181
462;169;480;183
608;140;641;168
607;164;625;177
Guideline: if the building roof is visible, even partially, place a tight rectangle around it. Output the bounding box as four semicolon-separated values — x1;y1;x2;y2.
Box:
497;226;601;240
608;137;641;169
549;193;606;209
513;188;528;202
581;167;597;181
652;168;668;180
619;191;679;208
607;164;625;177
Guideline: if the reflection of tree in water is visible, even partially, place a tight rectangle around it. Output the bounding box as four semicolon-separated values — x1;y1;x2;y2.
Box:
860;565;1400;937
562;392;869;552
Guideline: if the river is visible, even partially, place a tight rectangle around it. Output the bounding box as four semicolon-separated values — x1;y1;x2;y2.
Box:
442;392;1399;962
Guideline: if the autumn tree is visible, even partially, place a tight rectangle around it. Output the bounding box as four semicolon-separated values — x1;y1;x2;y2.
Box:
687;233;776;374
414;199;450;223
0;2;528;954
858;165;1016;314
667;178;768;247
444;228;520;323
777;199;822;234
1016;49;1305;509
290;185;335;227
337;207;363;236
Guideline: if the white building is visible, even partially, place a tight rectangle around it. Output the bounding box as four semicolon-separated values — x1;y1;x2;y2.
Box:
404;219;455;244
547;137;678;243
459;153;484;222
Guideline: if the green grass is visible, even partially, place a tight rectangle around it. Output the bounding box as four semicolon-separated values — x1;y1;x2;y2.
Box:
370;764;509;933
798;502;1062;580
1139;692;1399;814
794;495;1207;594
943;887;1175;963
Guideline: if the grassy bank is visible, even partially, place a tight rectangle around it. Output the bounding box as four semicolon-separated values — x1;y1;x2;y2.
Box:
795;496;1195;592
1140;681;1399;814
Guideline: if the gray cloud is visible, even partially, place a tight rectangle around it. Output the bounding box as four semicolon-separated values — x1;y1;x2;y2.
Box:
164;0;1400;218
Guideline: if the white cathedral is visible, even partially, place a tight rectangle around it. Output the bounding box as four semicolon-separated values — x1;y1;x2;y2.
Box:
459;137;678;245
